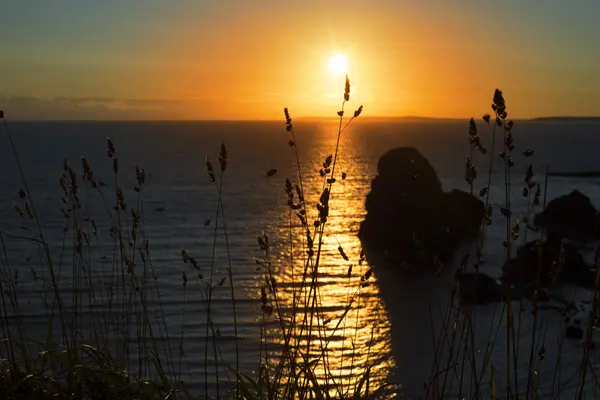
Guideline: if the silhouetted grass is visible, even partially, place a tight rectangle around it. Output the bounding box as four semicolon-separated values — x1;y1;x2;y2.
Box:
425;89;600;399
0;76;387;399
2;85;599;400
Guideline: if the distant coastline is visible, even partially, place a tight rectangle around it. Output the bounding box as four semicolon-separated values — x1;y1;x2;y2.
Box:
547;170;600;178
298;115;600;122
295;116;463;122
532;116;600;122
5;116;600;123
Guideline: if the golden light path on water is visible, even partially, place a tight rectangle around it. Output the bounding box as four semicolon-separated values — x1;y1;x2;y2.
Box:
255;122;395;397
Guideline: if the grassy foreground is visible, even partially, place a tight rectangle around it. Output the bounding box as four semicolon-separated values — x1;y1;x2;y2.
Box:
0;85;599;400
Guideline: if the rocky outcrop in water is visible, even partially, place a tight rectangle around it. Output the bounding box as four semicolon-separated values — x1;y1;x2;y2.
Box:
442;189;486;239
358;147;484;269
455;271;549;304
533;190;600;240
455;272;505;304
455;191;600;305
457;237;596;305
501;238;592;287
456;270;590;340
456;191;600;305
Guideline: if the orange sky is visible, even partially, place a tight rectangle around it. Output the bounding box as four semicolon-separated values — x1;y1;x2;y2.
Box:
2;1;599;120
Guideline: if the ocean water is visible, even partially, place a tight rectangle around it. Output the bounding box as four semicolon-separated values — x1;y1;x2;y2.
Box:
1;118;600;398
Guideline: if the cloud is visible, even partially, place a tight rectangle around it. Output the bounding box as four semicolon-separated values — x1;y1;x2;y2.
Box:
0;95;237;120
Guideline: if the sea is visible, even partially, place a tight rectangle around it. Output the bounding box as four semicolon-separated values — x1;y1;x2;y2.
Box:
1;118;600;398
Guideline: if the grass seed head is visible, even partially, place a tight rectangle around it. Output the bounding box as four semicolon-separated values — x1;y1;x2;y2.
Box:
525;164;534;183
469;118;478;136
82;157;93;181
136;165;146;185
338;246;349;261
493;89;506;117
219;142;227;172
266;168;278;177
284;108;293;131
523;149;535;157
344;75;350;102
206;156;215;182
354;105;363;118
107;137;115;158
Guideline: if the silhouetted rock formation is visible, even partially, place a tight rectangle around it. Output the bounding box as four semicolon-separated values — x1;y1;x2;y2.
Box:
442;189;485;239
456;272;505;304
358;147;484;268
456;271;549;305
501;238;596;291
566;325;584;339
533;190;599;240
456;237;596;305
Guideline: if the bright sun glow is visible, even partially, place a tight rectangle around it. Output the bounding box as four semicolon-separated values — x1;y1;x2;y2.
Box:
328;54;348;75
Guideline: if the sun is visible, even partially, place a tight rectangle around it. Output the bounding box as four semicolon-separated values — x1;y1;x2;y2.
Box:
328;54;348;75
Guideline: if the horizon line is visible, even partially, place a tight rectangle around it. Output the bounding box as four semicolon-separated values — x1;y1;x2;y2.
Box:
4;115;600;123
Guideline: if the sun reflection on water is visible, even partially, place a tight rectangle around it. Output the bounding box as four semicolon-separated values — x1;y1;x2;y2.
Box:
257;124;395;397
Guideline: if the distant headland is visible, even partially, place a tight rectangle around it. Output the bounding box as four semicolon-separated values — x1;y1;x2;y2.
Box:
295;115;600;122
532;116;600;122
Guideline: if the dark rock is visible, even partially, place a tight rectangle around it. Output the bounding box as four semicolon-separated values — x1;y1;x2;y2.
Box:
375;147;443;192
533;190;599;240
501;259;525;284
359;147;484;269
565;326;584;339
456;272;504;304
359;148;446;267
442;189;485;239
501;238;592;287
457;271;548;304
